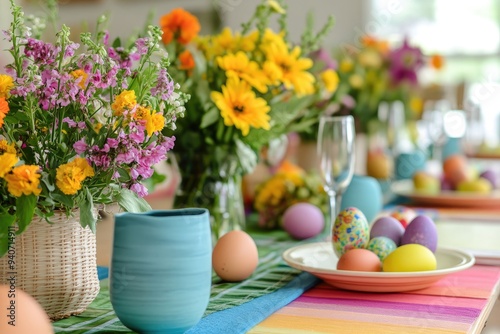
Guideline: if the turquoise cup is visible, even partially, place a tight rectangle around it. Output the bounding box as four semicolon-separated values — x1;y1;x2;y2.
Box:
340;175;383;223
110;209;212;334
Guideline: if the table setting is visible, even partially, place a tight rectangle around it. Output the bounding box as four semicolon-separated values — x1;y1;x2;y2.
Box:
2;0;500;334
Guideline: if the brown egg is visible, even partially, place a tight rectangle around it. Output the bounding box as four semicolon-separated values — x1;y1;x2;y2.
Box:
212;230;259;282
366;150;393;179
442;155;471;187
337;248;382;272
0;284;54;334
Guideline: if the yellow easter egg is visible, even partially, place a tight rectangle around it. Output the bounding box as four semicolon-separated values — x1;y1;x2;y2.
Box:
382;244;437;272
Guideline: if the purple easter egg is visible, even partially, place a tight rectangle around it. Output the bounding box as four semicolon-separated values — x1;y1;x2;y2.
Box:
480;170;497;188
283;203;325;240
370;216;405;246
401;215;438;252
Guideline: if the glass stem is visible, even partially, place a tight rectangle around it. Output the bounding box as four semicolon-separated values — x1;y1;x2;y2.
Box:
327;191;337;241
334;192;342;219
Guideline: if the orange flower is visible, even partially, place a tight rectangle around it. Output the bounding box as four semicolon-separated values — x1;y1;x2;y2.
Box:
361;35;389;54
430;54;444;70
179;49;195;71
0;97;9;128
276;160;304;175
160;8;201;45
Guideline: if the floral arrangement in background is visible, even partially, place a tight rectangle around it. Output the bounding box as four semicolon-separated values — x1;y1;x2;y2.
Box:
0;0;186;255
158;0;335;177
325;36;443;132
253;161;327;229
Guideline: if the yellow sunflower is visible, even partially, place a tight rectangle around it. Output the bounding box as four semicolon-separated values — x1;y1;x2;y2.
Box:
210;77;270;136
264;43;315;95
217;52;269;93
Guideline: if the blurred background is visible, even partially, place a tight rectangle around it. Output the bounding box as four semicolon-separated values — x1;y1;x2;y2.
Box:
1;0;499;150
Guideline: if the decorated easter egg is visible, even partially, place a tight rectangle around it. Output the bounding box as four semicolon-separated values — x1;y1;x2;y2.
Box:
337;248;382;272
283;203;325;240
332;207;370;257
369;216;405;245
366;236;397;261
383;244;437;272
400;215;438;252
389;206;417;228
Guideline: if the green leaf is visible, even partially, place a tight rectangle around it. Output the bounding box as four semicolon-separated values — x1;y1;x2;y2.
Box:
15;195;37;234
116;188;152;213
80;187;97;233
200;106;220;129
0;213;16;257
112;37;122;48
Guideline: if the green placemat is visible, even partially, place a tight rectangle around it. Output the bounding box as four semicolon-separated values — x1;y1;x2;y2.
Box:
53;228;308;333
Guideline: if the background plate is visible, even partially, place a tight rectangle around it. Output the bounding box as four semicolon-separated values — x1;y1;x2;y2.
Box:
282;242;475;292
391;179;500;208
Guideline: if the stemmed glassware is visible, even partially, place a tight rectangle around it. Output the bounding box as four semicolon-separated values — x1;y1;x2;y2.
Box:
317;115;356;241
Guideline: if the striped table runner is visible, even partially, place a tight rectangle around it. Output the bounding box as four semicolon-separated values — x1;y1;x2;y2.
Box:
250;265;500;334
52;229;307;333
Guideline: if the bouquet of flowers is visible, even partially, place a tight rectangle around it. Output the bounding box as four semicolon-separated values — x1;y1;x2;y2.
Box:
253;161;327;229
330;36;442;132
157;0;335;236
159;0;334;173
0;0;186;255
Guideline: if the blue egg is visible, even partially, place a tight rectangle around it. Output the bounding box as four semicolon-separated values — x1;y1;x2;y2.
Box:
366;236;397;261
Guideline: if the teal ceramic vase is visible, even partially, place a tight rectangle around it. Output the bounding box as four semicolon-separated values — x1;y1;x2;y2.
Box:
341;175;383;223
110;209;212;334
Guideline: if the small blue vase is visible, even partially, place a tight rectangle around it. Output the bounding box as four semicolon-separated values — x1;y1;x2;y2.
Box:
341;175;383;223
110;209;212;334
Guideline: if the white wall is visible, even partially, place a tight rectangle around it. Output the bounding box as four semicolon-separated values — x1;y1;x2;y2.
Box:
221;0;366;52
0;0;12;70
1;0;368;64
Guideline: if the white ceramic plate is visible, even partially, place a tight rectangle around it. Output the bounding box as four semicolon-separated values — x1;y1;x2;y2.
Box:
282;242;475;292
392;179;500;208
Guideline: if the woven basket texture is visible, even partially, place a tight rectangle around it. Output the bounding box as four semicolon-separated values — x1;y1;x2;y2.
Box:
0;210;100;320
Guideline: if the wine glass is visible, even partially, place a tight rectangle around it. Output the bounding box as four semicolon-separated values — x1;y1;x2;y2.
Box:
317;115;356;241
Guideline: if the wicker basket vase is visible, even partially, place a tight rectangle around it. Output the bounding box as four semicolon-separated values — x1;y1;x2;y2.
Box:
0;210;100;320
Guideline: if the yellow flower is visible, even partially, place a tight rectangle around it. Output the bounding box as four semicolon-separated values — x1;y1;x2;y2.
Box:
112;90;137;116
56;157;94;195
254;176;287;210
0;153;18;178
320;69;339;93
267;0;286;14
339;58;354;73
133;105;151;121
260;29;287;51
262;60;283;86
70;69;88;89
146;112;165;137
210;77;270;136
409;96;424;117
264;44;315;95
0;74;14;98
93;122;103;133
4;164;41;197
217;52;269;93
348;74;364;89
358;49;382;68
0;139;16;154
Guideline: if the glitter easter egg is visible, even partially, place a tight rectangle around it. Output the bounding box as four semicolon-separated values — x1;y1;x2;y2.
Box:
332;207;370;257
